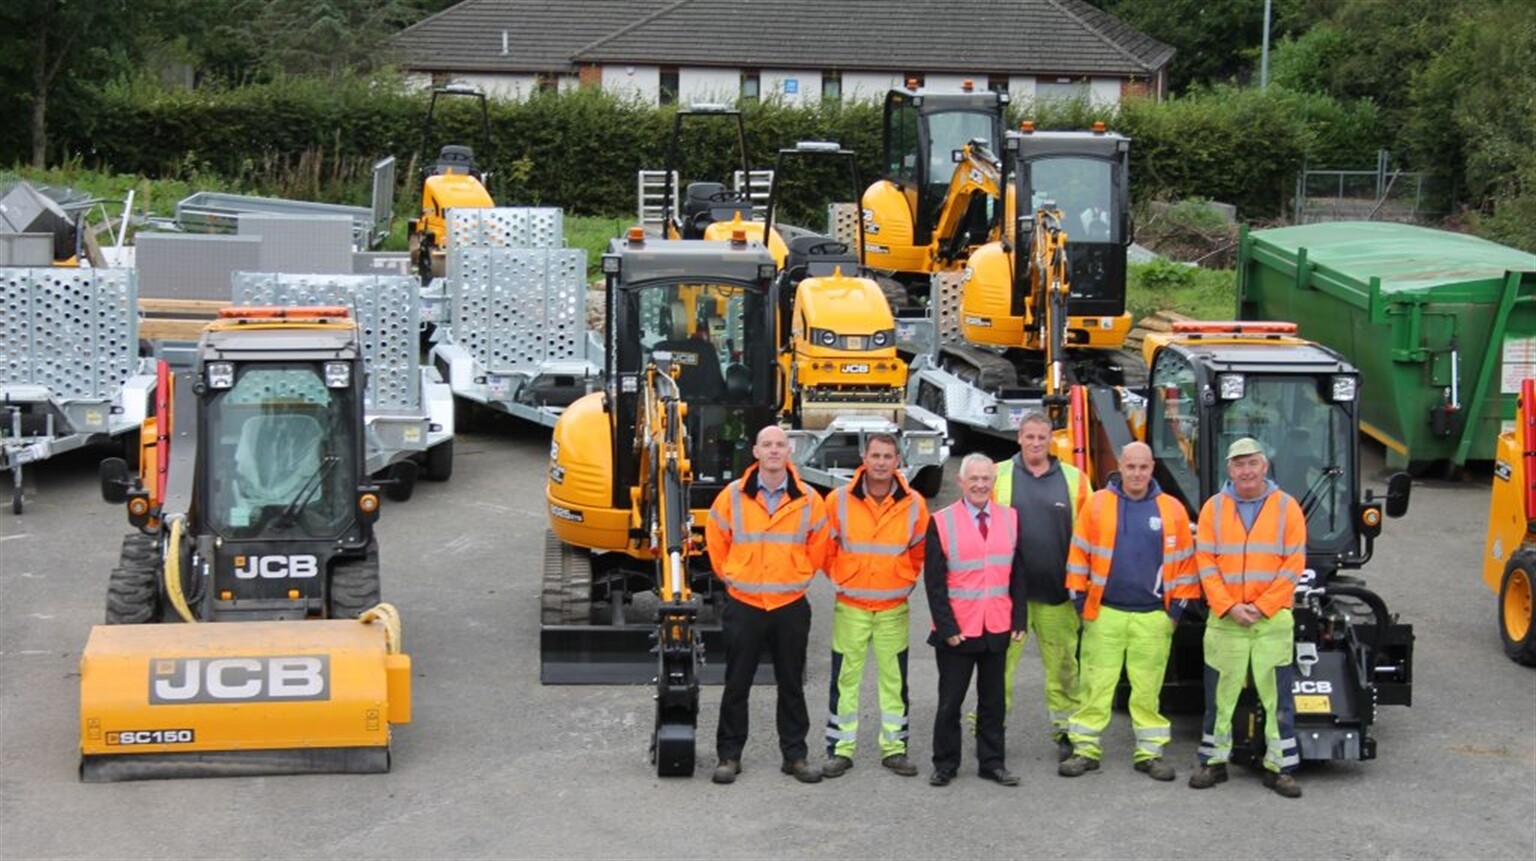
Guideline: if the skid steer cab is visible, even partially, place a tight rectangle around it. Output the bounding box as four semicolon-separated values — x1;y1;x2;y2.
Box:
85;306;410;782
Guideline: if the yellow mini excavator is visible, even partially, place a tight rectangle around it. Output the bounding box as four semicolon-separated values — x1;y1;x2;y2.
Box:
82;306;410;781
543;231;781;776
408;84;496;284
860;80;1009;303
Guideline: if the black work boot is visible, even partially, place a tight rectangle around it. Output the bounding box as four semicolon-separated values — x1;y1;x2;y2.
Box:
1188;763;1228;789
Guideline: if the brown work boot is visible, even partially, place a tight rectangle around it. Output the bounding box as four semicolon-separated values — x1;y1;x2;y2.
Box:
1187;763;1228;789
1263;771;1303;798
712;759;740;785
1057;755;1100;777
821;755;852;778
1134;757;1176;781
781;759;823;783
881;753;919;776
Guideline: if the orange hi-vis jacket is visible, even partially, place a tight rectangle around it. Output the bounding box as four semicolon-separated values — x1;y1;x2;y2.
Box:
706;462;831;611
825;465;930;612
1065;488;1199;621
1195;485;1307;619
931;501;1018;637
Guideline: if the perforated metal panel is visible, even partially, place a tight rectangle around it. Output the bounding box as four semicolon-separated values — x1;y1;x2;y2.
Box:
1;268;137;399
231;273;420;414
828;203;861;248
448;247;587;371
446;207;564;250
933;270;966;347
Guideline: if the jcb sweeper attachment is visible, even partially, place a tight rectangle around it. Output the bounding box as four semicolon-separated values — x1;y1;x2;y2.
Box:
79;609;410;782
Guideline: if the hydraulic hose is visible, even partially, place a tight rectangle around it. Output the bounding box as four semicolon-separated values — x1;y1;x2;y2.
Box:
1324;582;1389;646
162;514;197;623
359;603;403;654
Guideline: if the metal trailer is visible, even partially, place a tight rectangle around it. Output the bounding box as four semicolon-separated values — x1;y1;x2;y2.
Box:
232;272;453;495
428;208;600;428
173;157;396;252
1;267;155;513
1237;221;1536;472
904;270;1046;443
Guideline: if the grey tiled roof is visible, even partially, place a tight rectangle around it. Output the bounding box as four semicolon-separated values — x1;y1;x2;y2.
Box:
395;0;1172;76
393;0;674;73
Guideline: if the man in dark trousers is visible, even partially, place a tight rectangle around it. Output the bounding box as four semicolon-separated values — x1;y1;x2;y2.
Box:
705;424;831;785
924;453;1028;787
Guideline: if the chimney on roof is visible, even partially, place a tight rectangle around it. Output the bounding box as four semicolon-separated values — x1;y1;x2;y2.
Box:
501;31;509;55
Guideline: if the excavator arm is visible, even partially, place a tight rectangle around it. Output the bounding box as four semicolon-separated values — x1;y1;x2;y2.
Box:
931;141;1004;268
635;364;705;776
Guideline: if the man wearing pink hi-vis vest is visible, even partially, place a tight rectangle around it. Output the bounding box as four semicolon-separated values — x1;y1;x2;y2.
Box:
922;453;1029;788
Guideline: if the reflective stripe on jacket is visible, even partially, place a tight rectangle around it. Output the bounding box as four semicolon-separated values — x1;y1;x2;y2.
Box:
826;465;930;612
931;501;1017;637
706;462;831;610
1195;488;1306;619
1065;488;1199;621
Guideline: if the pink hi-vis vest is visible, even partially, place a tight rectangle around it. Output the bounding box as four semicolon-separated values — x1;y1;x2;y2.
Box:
932;501;1017;637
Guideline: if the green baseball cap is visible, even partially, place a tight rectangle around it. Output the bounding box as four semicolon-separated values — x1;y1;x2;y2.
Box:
1226;437;1264;460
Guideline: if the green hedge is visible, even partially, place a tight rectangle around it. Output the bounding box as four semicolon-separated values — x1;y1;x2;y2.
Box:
46;78;1380;221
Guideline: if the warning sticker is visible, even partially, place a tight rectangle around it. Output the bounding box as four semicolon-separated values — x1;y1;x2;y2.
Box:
1502;336;1536;393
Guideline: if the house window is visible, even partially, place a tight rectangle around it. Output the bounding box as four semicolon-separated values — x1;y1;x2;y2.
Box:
821;71;842;102
660;66;679;105
1037;76;1090;103
741;72;760;102
987;75;1009;95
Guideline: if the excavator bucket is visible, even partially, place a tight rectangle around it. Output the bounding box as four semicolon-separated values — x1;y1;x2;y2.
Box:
79;619;410;782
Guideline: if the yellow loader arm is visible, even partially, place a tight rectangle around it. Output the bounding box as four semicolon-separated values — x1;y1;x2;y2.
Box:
931;140;1004;268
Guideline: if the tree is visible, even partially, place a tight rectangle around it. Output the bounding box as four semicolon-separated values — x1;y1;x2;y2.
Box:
1084;0;1319;92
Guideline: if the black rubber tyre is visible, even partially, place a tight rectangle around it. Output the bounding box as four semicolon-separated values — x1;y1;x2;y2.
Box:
541;529;593;625
1499;548;1536;666
422;439;453;482
329;542;382;620
383;460;418;502
908;464;943;499
106;532;161;624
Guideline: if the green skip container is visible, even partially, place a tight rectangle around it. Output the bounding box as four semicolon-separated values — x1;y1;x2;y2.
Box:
1237;221;1536;472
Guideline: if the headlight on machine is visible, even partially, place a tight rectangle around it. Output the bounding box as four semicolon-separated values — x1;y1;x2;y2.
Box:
811;328;839;347
206;361;235;389
324;361;351;388
871;329;892;348
1331;374;1357;402
1217;373;1245;400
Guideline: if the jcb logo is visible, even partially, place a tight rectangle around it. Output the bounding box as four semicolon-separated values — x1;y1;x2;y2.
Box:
1292;680;1333;694
233;555;319;580
148;655;331;704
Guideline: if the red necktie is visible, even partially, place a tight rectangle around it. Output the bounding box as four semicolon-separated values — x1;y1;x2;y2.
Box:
977;510;989;540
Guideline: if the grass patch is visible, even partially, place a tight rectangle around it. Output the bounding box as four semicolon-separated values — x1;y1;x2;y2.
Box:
1127;258;1237;323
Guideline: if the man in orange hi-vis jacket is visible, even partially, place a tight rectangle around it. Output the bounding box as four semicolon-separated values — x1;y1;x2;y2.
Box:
1189;437;1307;799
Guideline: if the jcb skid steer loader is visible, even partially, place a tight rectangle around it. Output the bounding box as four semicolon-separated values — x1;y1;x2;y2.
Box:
81;306;411;782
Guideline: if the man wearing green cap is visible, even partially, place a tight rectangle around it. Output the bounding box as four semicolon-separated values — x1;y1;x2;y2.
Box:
1189;437;1307;799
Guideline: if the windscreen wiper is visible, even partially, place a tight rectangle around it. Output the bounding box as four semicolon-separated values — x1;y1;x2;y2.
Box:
273;455;340;528
1299;465;1343;519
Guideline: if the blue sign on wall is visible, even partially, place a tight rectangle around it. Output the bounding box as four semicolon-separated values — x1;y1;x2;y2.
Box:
783;79;799;95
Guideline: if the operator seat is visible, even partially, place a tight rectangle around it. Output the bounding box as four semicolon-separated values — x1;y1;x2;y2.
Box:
435;145;477;176
784;235;858;287
234;414;323;507
681;182;750;239
651;302;726;401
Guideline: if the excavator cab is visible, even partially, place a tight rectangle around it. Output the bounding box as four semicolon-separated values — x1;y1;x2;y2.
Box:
1010;125;1132;320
